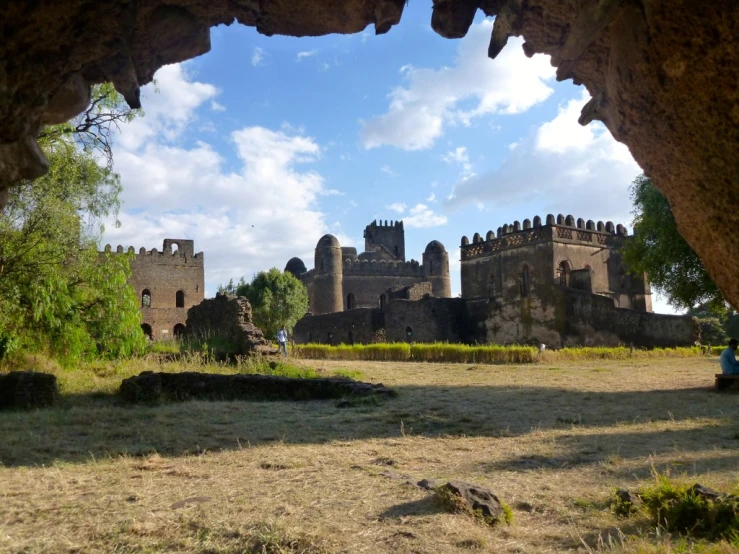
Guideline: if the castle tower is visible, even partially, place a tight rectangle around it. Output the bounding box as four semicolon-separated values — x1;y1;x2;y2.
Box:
364;220;405;261
313;234;343;314
423;240;452;298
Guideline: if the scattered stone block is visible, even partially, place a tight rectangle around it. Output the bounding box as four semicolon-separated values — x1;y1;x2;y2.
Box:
119;371;395;403
0;371;58;409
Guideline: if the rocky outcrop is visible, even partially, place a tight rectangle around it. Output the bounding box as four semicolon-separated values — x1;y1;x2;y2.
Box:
0;371;58;409
1;1;738;309
119;370;396;403
186;293;272;355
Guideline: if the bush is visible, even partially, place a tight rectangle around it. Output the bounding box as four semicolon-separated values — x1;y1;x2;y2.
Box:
637;475;739;541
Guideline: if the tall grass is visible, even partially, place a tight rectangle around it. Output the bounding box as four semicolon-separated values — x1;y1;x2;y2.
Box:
294;343;716;365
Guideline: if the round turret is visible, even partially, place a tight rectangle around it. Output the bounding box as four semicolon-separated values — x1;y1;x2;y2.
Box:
423;240;451;298
285;257;307;278
313;234;343;314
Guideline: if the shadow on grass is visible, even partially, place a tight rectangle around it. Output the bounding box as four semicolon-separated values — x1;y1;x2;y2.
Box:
0;383;736;469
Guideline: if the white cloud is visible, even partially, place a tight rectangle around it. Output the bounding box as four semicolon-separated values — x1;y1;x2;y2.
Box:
380;164;398;177
211;100;226;112
442;146;473;178
403;204;448;228
386;202;407;214
444;91;642;224
296;50;318;61
360;21;555;150
105;63;336;296
251;47;264;67
427;192;436;202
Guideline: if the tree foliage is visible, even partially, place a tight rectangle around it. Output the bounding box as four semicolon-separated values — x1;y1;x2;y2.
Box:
230;269;309;339
0;85;145;363
621;174;725;312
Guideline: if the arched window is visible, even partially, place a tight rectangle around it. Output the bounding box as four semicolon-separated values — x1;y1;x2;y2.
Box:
170;243;179;254
520;265;530;297
429;261;433;274
141;289;151;308
173;323;185;338
394;245;399;256
346;293;356;310
405;326;413;342
348;331;354;345
558;261;572;287
141;323;153;340
379;293;387;311
176;290;185;308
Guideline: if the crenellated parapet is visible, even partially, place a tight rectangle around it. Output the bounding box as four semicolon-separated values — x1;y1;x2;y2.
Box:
461;214;629;260
101;238;204;266
342;257;423;276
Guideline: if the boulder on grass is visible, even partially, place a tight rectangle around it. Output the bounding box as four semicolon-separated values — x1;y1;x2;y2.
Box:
0;371;58;409
436;480;507;524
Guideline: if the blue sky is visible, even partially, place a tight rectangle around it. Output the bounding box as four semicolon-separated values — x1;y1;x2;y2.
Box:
102;5;675;313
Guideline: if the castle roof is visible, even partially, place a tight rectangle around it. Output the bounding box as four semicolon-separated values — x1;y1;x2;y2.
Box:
425;240;446;253
317;234;340;248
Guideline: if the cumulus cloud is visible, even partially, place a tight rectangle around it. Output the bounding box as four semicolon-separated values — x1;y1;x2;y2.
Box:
386;202;406;213
360;21;555;150
444;91;642;224
251;47;264;67
380;164;398;177
403;204;448;228
296;50;318;61
211;100;226;112
104;63;337;296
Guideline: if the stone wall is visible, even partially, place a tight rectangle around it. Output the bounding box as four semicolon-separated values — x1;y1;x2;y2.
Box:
484;286;697;348
185;294;271;354
384;297;470;343
103;238;204;340
293;308;384;345
0;371;58;409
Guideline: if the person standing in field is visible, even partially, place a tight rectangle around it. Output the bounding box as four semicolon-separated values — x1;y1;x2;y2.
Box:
720;339;739;375
277;325;289;357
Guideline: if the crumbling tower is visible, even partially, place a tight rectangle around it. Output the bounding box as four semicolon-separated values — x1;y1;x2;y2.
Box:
364;220;405;261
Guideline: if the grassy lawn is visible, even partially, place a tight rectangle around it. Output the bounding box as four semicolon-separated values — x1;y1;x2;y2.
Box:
0;356;737;553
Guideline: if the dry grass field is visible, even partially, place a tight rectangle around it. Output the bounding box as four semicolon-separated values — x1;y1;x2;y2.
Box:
0;356;737;553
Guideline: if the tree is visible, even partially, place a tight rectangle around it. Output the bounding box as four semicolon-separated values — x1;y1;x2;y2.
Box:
621;174;725;313
232;269;309;339
0;86;145;363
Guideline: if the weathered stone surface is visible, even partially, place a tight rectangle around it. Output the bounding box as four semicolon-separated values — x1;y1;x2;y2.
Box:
438;480;506;522
0;371;58;409
119;370;395;403
186;293;272;355
0;1;737;310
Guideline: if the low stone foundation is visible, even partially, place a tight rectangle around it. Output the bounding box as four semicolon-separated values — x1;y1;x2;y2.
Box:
119;371;395;403
0;371;58;409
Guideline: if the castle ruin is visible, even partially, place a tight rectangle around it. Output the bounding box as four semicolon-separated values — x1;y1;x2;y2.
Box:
285;220;452;315
102;239;204;340
292;215;697;348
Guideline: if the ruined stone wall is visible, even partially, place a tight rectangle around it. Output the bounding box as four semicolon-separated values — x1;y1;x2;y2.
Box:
293;308;384;345
387;282;433;301
483;286;696;348
185;294;271;354
384;297;470;343
103;239;204;340
343;273;430;310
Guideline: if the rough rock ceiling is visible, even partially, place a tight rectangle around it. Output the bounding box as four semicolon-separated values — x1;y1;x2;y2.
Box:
0;0;737;309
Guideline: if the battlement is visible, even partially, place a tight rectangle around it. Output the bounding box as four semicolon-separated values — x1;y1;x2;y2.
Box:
460;214;628;261
101;238;204;265
342;257;423;276
364;219;404;230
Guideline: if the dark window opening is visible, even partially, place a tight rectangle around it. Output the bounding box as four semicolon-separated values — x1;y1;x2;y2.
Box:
429;261;433;274
142;289;151;308
394;245;399;256
141;323;153;340
488;274;496;299
173;323;186;338
379;293;387;310
405;326;413;342
558;261;572;287
327;332;332;345
176;290;185;308
348;331;354;345
346;293;356;310
521;265;530;297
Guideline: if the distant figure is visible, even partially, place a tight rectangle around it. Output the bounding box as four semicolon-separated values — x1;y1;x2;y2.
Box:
719;339;739;375
277;326;289;357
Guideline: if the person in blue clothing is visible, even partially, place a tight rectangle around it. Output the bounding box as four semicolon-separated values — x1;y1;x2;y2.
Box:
719;339;739;375
277;325;289;357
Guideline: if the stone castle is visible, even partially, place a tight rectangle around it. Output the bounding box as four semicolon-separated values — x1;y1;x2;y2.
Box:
284;220;452;314
101;239;204;340
292;215;697;348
